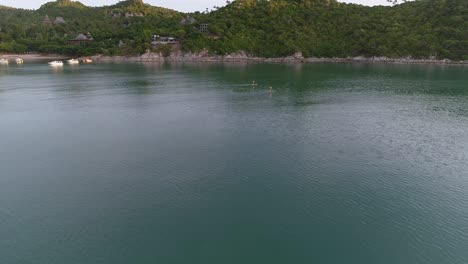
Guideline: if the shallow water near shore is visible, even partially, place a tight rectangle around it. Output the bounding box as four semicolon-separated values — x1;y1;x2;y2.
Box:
1;62;468;264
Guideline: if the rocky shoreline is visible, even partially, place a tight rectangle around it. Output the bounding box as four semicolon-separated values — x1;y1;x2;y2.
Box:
93;51;468;65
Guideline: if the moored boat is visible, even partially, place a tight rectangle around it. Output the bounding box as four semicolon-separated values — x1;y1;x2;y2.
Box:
82;57;93;63
67;59;79;65
15;58;24;64
0;58;9;65
48;61;64;66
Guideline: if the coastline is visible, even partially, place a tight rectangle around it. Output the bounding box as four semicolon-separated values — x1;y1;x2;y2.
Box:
0;53;69;61
93;51;468;66
2;52;466;65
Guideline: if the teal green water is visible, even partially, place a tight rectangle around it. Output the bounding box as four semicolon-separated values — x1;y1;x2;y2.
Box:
1;62;467;264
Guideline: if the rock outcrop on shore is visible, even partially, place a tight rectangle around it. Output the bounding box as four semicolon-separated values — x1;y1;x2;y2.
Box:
92;50;467;65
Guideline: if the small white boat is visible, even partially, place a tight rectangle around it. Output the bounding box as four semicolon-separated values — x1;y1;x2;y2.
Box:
67;59;79;65
0;59;9;65
48;61;64;67
82;58;93;63
15;58;24;64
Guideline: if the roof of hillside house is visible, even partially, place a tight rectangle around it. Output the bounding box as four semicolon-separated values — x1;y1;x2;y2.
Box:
43;15;52;24
54;17;66;24
180;16;197;25
72;34;90;41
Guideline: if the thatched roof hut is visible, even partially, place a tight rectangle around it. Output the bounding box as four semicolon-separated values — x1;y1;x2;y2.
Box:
69;33;94;45
180;16;197;25
43;15;52;25
54;17;66;24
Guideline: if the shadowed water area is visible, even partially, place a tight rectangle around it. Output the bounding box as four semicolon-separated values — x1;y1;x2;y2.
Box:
1;62;467;264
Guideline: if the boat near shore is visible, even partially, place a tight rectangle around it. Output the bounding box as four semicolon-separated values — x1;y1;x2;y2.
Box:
0;59;9;65
15;58;24;64
67;59;79;65
82;57;93;63
48;61;64;67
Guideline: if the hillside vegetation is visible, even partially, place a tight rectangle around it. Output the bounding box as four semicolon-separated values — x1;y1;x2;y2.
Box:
0;0;466;60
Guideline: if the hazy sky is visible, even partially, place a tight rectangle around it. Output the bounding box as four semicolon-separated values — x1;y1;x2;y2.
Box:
2;0;391;11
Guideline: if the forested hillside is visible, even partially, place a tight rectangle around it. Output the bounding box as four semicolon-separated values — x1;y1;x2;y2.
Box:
0;0;466;60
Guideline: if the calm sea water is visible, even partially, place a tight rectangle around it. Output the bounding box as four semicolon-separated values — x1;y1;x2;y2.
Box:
1;62;467;264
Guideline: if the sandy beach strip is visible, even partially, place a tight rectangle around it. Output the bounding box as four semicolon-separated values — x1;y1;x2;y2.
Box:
0;53;69;61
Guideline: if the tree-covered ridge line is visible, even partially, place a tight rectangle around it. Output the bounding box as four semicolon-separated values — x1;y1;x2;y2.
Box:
0;0;466;60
